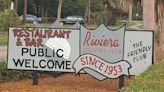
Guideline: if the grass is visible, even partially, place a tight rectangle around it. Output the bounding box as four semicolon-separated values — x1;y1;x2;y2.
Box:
24;22;140;29
0;32;8;46
25;23;73;28
85;22;125;29
121;62;164;92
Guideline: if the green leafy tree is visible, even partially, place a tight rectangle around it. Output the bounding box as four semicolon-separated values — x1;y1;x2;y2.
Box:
119;0;142;23
102;0;129;25
91;11;104;24
62;0;85;17
0;0;11;11
0;0;20;31
0;10;20;31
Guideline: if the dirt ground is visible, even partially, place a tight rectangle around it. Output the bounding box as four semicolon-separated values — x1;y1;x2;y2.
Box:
0;43;160;92
0;74;133;92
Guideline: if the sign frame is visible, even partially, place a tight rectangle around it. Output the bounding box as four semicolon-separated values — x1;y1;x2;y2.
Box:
7;24;154;84
7;27;81;72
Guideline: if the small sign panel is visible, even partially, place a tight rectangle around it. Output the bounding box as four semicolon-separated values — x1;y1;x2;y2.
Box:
124;31;153;75
8;28;79;72
73;53;131;80
72;24;131;80
80;24;125;62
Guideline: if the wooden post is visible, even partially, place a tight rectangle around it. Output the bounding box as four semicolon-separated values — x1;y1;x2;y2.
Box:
32;71;38;85
119;75;124;89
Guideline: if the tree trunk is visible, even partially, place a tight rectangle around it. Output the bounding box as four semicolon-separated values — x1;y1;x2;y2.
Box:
36;1;40;17
160;27;164;61
88;0;91;24
14;0;18;13
107;6;112;25
128;1;133;24
22;0;27;24
41;6;44;22
57;0;63;22
104;4;112;25
45;7;48;23
155;0;164;61
84;1;88;23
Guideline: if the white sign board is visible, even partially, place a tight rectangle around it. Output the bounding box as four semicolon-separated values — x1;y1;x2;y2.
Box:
8;28;79;72
7;25;154;81
124;31;153;75
72;24;131;80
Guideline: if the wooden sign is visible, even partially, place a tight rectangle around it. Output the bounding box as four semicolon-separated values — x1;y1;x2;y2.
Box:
124;31;153;75
73;24;131;80
8;28;79;72
8;24;153;81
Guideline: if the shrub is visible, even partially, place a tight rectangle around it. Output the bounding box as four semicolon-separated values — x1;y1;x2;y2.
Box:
0;61;32;82
0;9;20;32
91;11;105;24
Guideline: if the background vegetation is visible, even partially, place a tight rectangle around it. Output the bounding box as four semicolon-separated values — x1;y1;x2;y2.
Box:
0;9;20;32
0;60;32;82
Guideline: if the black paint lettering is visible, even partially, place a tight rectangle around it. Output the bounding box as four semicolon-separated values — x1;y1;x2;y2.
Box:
25;59;31;68
56;49;63;58
132;41;143;49
13;58;24;67
56;61;64;69
22;48;28;56
30;48;36;56
38;48;44;57
45;48;51;57
39;59;46;68
32;59;38;68
47;60;54;69
66;61;71;70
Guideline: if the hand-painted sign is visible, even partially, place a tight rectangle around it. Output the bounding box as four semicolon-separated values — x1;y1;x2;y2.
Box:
73;53;131;80
8;24;154;81
72;24;131;80
8;28;79;72
80;24;125;63
124;31;153;75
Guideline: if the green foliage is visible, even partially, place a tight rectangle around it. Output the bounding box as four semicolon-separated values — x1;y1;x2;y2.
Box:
0;9;20;32
0;32;7;46
0;37;7;46
110;9;120;25
132;1;143;21
121;63;164;92
0;0;11;11
17;0;85;18
62;0;85;17
0;61;32;82
91;11;104;24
